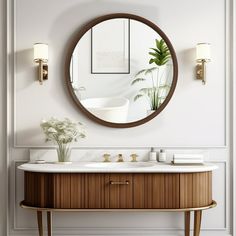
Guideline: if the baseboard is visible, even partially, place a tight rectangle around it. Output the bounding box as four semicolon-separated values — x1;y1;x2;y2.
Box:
9;228;231;236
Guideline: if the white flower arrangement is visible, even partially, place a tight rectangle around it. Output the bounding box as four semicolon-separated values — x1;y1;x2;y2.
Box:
40;117;85;162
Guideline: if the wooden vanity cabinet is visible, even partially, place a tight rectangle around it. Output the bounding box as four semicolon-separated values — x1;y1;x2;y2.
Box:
21;169;216;236
24;172;212;209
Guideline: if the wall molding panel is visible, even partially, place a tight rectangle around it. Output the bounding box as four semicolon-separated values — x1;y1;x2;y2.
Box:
11;0;229;148
0;0;8;235
7;0;233;235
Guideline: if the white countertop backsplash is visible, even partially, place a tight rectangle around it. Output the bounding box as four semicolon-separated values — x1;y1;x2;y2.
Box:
29;148;210;163
23;148;219;173
29;148;151;162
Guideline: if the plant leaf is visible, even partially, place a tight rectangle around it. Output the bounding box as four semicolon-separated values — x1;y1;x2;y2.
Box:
158;85;171;89
149;52;158;57
131;78;146;85
135;69;147;77
149;39;171;66
134;94;144;101
149;48;159;53
144;67;158;75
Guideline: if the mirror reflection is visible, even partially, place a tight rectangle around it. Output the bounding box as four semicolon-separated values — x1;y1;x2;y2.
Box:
70;18;174;123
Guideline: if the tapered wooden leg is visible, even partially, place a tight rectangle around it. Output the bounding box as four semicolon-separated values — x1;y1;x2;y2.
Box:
194;210;202;236
37;211;43;236
47;211;52;236
185;211;191;236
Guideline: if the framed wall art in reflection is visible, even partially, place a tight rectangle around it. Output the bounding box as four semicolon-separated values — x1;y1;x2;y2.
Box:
91;18;130;74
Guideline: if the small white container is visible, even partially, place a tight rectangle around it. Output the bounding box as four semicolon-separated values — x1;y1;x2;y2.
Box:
35;160;46;164
158;149;166;162
149;147;157;161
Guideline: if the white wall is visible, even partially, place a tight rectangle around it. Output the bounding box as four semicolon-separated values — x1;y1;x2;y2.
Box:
15;0;225;148
5;0;233;235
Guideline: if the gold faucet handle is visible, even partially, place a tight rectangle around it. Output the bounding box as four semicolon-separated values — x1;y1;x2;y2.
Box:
103;153;111;162
130;153;138;162
117;154;124;162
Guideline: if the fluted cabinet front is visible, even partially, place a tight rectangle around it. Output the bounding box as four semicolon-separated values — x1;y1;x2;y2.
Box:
24;172;212;209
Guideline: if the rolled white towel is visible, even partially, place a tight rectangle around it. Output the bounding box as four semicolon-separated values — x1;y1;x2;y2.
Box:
173;154;204;160
173;154;204;164
173;159;204;164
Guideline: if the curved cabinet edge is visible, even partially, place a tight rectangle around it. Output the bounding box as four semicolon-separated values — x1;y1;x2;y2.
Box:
23;172;213;210
20;200;217;212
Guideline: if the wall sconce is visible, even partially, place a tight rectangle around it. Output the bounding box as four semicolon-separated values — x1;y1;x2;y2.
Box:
196;43;211;85
33;43;48;85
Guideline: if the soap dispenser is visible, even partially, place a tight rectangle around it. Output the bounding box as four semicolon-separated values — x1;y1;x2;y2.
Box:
149;147;157;161
158;149;166;162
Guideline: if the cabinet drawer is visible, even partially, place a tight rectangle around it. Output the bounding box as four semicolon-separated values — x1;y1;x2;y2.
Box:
108;174;133;208
84;174;133;208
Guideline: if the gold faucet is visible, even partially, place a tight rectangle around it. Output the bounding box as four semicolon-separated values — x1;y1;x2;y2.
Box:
117;154;124;162
103;153;111;162
130;153;138;162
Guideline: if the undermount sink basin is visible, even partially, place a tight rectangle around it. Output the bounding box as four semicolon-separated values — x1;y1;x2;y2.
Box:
80;97;129;123
85;162;156;169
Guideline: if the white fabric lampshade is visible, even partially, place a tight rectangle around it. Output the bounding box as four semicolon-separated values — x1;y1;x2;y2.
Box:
34;43;48;61
196;43;211;61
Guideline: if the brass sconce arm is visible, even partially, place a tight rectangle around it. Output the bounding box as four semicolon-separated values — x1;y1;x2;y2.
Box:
36;59;48;85
39;60;43;84
196;59;207;85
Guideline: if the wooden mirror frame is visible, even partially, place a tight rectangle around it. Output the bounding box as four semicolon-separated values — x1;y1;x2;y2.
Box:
65;13;178;128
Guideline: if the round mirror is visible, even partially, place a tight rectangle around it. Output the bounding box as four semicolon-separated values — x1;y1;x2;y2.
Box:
65;14;178;128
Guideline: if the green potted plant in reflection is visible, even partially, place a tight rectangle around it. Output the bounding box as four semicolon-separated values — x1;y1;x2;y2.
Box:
131;39;172;114
40;117;85;164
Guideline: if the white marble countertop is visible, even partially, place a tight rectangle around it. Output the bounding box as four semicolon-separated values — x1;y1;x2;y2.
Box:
18;162;218;173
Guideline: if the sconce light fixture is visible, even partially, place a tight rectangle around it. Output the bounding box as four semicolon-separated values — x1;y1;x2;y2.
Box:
34;43;48;85
196;43;211;85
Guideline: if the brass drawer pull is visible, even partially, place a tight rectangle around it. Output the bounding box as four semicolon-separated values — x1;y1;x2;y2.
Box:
110;181;129;185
